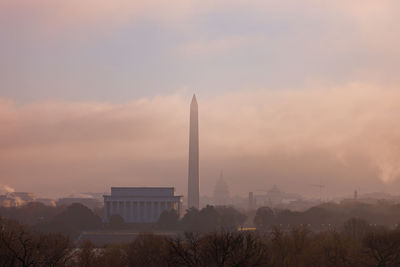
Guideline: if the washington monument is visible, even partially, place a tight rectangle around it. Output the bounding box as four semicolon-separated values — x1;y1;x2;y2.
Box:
188;94;199;209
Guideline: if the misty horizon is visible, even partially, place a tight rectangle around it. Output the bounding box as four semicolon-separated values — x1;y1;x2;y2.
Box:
2;86;400;199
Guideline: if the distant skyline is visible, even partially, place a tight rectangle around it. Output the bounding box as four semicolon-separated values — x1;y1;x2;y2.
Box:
1;1;400;198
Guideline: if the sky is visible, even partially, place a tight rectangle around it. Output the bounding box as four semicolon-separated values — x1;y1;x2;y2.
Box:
1;1;400;198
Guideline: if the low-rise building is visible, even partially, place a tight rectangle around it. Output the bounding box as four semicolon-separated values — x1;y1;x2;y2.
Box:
103;187;183;223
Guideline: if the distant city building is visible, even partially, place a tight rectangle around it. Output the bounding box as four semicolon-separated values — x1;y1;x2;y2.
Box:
188;94;200;209
12;192;36;202
0;192;36;207
341;191;400;206
248;192;255;210
103;187;183;223
213;172;230;206
266;185;283;205
254;185;302;208
81;192;107;199
36;198;56;206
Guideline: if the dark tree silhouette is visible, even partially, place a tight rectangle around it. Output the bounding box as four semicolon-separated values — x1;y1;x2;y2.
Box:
215;206;246;230
342;217;371;240
157;209;179;230
36;203;102;238
363;230;400;267
126;233;169;267
109;214;126;229
0;218;72;267
254;207;275;229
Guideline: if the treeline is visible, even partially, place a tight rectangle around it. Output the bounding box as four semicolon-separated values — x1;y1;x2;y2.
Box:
99;201;400;233
254;201;400;231
145;205;245;232
0;202;103;238
2;201;400;238
1;217;400;266
0;203;247;237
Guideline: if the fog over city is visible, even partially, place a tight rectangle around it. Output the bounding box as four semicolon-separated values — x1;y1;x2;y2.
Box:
1;0;400;199
1;84;400;198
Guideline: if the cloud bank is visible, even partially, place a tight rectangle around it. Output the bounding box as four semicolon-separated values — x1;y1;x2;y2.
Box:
1;85;400;198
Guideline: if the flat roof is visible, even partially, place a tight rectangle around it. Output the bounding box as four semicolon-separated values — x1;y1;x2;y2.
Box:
111;187;175;189
109;187;178;197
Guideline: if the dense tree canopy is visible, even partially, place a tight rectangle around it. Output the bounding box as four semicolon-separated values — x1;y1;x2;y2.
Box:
35;203;102;238
157;210;179;230
180;205;246;232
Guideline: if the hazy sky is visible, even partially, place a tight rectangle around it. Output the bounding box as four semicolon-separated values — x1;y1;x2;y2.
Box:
1;1;400;198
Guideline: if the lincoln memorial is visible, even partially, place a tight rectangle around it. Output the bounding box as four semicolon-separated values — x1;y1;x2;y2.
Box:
103;187;183;223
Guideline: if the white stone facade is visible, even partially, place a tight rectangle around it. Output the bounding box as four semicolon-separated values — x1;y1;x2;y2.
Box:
188;94;200;209
103;187;183;223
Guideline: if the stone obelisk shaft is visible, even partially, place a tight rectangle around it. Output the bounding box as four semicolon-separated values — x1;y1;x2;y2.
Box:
188;94;199;209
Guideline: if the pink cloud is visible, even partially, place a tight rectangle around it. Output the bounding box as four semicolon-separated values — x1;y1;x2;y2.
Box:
1;85;400;197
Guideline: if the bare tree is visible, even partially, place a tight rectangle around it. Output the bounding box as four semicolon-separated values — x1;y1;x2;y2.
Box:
0;218;72;267
342;218;371;240
76;240;102;267
269;227;291;267
201;231;241;267
126;233;169;267
363;230;400;267
100;244;128;267
36;233;72;267
0;218;40;267
227;232;269;267
167;232;204;267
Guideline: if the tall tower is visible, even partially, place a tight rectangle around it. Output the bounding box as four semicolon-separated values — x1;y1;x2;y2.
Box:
188;94;199;209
